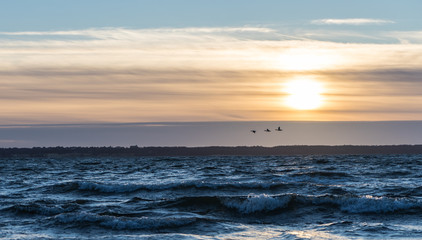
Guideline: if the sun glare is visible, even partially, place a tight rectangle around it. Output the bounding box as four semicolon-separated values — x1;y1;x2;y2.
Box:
284;78;324;110
278;50;339;71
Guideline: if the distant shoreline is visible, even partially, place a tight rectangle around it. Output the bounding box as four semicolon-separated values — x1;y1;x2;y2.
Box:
1;145;422;158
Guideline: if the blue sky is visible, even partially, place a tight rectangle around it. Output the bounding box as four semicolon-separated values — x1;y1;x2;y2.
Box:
1;1;422;146
2;0;421;33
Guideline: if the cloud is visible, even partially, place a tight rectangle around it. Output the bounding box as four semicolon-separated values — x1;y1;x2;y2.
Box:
383;31;422;44
0;27;276;42
311;18;395;25
1;27;422;123
1;27;421;73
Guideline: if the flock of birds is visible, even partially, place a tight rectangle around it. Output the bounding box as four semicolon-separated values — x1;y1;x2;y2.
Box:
250;126;282;134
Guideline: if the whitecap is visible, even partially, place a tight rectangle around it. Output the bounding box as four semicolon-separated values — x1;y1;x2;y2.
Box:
221;193;291;214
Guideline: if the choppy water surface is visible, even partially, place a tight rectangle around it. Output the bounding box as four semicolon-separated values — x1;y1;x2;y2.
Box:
1;155;422;239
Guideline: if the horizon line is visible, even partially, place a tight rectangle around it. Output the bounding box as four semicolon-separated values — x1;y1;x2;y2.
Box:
1;120;422;128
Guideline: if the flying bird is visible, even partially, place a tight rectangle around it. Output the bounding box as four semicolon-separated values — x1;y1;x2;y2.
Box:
275;127;283;131
251;130;256;134
265;129;271;132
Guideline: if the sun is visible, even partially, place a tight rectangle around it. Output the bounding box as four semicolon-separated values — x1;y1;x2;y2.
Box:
284;78;324;110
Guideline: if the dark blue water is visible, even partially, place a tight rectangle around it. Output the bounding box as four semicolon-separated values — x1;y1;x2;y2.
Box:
1;155;422;239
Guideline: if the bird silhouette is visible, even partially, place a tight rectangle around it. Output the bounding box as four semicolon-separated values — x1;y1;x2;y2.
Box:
275;127;283;131
251;130;256;134
265;129;271;132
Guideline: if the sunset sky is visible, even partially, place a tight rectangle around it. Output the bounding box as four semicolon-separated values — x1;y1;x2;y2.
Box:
1;0;422;146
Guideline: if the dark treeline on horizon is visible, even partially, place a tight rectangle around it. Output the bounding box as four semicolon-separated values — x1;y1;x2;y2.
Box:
1;145;422;158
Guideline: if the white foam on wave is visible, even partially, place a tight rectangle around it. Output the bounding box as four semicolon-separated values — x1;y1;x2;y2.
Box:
338;195;420;213
307;194;421;213
55;212;197;230
222;193;291;214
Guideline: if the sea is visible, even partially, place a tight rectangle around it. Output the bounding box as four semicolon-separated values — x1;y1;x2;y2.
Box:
1;154;422;240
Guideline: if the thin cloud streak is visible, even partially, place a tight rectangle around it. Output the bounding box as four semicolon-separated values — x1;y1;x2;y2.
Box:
311;18;395;25
0;27;276;36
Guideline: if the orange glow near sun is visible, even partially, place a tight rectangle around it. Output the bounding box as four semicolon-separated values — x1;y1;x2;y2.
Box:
284;78;325;110
278;49;340;71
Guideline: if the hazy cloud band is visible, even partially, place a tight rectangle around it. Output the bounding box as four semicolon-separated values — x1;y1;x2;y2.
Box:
311;18;395;25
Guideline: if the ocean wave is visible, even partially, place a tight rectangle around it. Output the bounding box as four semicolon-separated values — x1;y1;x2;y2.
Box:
221;193;291;214
405;186;422;197
44;181;148;194
3;198;83;217
301;194;422;214
337;195;420;213
77;182;144;193
163;193;422;215
291;171;351;178
46;180;292;194
54;212;198;230
162;194;293;214
7;203;70;216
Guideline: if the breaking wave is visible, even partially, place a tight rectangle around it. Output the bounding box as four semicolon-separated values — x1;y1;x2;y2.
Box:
221;194;292;214
162;193;422;215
